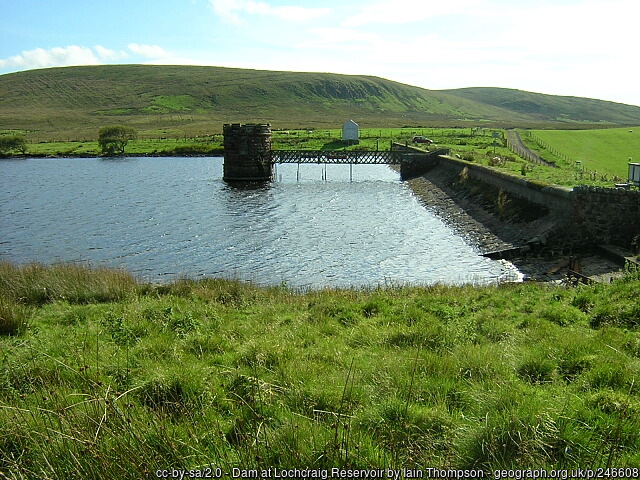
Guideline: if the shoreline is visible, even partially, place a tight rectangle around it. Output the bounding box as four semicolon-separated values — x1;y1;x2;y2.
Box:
402;168;626;283
1;150;225;159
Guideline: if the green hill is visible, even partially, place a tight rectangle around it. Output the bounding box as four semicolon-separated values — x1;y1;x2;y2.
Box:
440;87;640;125
1;65;640;140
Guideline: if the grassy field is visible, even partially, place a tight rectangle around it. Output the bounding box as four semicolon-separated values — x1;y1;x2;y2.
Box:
1;262;640;478
20;137;225;157
14;127;471;157
526;127;640;181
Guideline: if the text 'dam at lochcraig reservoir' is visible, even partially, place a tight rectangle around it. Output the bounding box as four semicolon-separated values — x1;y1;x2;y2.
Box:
231;469;427;479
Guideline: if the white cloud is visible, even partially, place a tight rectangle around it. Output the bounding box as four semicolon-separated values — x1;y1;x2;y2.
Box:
95;45;128;61
0;45;100;70
127;43;171;59
269;5;330;21
209;0;243;24
210;0;330;25
342;0;479;27
299;27;381;48
483;0;638;59
0;44;177;72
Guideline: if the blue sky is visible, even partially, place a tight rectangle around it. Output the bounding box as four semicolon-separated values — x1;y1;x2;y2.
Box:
2;0;639;107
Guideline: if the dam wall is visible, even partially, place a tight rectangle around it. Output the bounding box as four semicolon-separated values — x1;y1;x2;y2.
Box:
569;186;640;248
438;155;573;213
399;143;639;249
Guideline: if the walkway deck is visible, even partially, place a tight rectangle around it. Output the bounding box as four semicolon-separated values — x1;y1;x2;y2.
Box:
261;150;407;165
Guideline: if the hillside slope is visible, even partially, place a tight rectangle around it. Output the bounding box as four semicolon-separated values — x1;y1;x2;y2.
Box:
440;87;640;125
1;65;639;139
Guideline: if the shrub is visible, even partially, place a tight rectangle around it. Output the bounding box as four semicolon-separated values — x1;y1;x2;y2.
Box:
587;390;639;416
0;134;27;156
572;290;595;313
361;297;389;318
463;393;559;468
539;302;584;326
359;400;453;463
98;125;136;156
557;354;595;382
164;311;200;337
100;312;139;347
582;359;637;392
590;303;640;329
384;323;450;351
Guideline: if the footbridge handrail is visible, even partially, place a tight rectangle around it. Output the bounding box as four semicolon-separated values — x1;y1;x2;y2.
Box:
259;150;408;165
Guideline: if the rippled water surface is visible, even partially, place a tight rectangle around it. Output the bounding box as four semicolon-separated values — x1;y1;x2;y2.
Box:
1;157;518;287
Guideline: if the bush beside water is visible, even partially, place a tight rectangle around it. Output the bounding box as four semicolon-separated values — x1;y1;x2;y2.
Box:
1;261;640;477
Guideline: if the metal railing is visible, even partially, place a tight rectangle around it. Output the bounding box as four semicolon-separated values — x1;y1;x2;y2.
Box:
260;150;407;165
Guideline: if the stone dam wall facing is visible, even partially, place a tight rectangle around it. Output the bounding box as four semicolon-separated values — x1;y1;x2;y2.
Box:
569;185;640;249
394;144;640;251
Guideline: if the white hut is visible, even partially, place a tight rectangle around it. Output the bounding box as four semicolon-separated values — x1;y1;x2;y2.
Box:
342;119;359;144
629;162;640;186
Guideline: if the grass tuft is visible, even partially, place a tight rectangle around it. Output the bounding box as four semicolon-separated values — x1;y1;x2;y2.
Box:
0;261;138;306
0;300;31;336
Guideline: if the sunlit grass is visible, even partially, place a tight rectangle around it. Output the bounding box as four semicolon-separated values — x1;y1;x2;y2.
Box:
528;127;640;181
2;263;640;477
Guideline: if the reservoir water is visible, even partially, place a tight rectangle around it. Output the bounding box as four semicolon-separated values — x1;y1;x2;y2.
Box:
1;157;519;288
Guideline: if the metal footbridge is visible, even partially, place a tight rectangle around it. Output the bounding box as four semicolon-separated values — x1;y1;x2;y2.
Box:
259;149;407;165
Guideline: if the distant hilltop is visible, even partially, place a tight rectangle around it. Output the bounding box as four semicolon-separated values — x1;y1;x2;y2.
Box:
2;64;640;139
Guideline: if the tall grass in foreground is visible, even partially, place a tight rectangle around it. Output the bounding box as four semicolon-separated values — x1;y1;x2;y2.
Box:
1;263;639;478
0;261;138;306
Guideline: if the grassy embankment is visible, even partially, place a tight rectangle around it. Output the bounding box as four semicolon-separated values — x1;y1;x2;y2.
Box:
407;126;640;188
2;262;640;478
405;126;640;187
525;127;640;183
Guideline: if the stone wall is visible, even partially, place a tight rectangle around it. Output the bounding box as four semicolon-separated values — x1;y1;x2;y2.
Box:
407;147;640;249
437;154;573;212
392;143;447;179
563;186;640;248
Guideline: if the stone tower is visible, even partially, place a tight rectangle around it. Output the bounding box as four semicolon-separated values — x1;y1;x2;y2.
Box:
223;123;273;182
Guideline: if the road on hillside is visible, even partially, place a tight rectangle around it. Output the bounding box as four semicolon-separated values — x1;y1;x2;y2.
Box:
505;130;556;168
